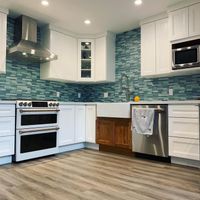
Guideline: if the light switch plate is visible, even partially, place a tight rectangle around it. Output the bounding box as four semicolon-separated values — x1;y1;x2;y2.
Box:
56;92;60;97
78;93;81;98
104;92;109;98
169;88;173;96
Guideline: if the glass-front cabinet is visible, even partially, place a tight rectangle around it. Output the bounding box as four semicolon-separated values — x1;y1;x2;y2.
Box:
78;39;94;81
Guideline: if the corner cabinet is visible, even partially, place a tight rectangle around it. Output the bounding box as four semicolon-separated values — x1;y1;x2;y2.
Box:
40;27;78;82
169;2;200;41
141;18;171;77
40;28;115;84
78;39;94;82
0;10;8;74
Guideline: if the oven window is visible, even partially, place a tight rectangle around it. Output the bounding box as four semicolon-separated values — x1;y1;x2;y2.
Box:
175;49;197;64
21;114;57;126
21;132;57;153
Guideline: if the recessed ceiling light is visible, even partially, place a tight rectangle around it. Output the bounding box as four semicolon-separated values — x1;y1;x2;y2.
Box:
41;0;49;7
84;19;91;25
134;0;142;6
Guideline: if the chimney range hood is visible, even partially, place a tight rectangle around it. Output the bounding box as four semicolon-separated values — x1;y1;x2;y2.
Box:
7;15;57;63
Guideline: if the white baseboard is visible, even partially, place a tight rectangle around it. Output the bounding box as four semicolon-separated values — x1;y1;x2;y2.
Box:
59;143;85;153
0;156;12;165
85;142;99;150
171;157;200;169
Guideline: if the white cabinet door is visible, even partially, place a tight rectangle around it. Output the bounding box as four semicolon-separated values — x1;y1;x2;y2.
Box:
0;12;7;73
58;105;75;146
85;105;96;143
0;117;15;137
155;18;171;74
141;22;156;76
78;39;95;82
169;118;199;139
41;29;77;82
95;33;115;83
0;105;15;117
95;37;106;82
168;105;199;118
0;136;14;157
169;137;199;160
169;8;189;41
75;106;86;143
189;3;200;37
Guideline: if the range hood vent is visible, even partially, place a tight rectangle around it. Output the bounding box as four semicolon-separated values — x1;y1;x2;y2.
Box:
7;15;57;63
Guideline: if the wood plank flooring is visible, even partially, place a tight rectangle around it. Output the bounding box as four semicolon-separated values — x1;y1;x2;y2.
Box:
0;149;199;200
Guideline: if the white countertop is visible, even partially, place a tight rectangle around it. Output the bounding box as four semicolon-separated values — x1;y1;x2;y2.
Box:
0;100;16;104
60;100;200;105
0;100;199;105
129;100;200;105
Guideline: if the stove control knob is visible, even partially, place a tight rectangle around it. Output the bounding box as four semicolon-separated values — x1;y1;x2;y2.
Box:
49;103;53;107
19;102;23;106
28;102;32;107
56;103;59;107
23;102;27;107
53;103;56;107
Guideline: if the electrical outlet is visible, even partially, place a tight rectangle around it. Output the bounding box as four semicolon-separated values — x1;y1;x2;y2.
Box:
78;93;81;98
169;88;173;96
56;92;60;98
104;92;109;98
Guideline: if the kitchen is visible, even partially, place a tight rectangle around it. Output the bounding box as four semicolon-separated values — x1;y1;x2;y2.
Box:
0;0;200;199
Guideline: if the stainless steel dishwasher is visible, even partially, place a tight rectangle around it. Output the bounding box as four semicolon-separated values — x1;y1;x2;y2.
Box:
131;104;168;157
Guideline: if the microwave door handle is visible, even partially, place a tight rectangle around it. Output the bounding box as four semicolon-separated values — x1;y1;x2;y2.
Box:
19;127;60;134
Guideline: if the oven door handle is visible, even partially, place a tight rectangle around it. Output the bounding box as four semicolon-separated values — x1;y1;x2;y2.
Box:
19;109;60;113
19;127;60;134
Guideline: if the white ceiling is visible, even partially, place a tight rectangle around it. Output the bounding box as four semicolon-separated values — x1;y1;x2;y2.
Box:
0;0;184;35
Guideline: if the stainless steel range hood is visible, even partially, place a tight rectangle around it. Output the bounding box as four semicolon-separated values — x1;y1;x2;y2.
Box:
7;15;57;63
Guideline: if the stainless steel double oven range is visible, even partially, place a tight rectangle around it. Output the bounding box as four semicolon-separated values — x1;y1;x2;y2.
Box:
15;100;60;162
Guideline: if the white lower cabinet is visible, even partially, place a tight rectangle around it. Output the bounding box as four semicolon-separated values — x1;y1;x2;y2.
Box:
85;105;96;143
58;105;75;146
0;136;14;157
58;104;97;147
59;105;86;146
0;104;15;160
169;137;199;161
169;118;199;139
75;106;86;143
168;104;200;161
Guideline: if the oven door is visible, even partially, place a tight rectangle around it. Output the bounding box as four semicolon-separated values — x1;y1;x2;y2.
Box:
15;127;59;162
16;108;59;129
172;45;200;69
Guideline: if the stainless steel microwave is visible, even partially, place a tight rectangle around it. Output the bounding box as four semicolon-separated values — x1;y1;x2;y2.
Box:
172;39;200;70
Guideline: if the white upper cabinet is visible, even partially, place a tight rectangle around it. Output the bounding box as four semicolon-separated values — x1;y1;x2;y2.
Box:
141;22;156;76
189;3;200;37
169;8;189;41
155;18;171;74
40;28;115;83
78;39;95;82
40;27;77;82
169;3;200;41
85;105;96;143
95;33;115;83
0;11;7;74
141;18;170;77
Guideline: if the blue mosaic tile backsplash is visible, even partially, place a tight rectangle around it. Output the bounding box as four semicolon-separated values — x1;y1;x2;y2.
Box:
0;17;85;101
0;17;200;102
84;29;200;102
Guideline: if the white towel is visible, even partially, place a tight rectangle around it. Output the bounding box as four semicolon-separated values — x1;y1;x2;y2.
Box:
132;108;155;136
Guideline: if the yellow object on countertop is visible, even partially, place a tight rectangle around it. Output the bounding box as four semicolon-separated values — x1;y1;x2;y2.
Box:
134;96;140;102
